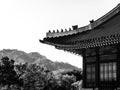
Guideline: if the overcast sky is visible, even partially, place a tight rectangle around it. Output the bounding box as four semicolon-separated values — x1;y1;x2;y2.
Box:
0;0;120;68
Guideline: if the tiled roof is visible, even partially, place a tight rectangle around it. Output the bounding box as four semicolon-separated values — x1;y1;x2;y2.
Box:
45;4;120;38
40;4;120;50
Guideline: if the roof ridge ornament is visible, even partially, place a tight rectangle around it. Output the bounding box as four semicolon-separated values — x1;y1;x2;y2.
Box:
61;29;63;32
65;29;68;32
57;29;59;33
91;4;120;29
90;19;94;23
53;30;55;33
45;3;120;38
69;28;72;31
48;30;51;33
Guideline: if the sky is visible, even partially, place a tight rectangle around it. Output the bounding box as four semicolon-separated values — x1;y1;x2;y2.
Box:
0;0;120;68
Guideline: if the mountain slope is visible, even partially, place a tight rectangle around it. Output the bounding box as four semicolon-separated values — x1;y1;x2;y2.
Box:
0;49;79;71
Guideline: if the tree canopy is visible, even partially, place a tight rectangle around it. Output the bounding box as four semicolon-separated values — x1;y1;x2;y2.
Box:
0;56;82;90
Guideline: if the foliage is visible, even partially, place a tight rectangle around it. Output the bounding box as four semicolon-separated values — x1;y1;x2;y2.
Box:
53;74;76;90
16;63;54;90
61;69;82;81
0;56;23;89
0;56;78;90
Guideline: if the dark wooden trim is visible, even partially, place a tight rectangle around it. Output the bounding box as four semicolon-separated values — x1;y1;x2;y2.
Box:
82;44;120;89
95;47;100;88
116;44;120;87
82;49;86;88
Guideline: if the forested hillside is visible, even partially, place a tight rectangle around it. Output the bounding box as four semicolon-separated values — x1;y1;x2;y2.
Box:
0;49;80;71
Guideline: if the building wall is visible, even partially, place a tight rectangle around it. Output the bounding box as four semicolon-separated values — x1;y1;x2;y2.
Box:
82;45;119;89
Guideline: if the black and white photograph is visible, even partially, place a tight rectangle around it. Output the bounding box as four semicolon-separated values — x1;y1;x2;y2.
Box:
0;0;120;90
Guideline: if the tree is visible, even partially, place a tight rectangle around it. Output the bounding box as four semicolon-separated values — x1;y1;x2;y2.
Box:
0;56;23;89
52;74;76;90
0;56;78;90
62;74;76;90
16;63;54;90
62;69;82;81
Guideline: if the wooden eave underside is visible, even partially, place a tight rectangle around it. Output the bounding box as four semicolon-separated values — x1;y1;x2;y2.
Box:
40;11;120;51
40;40;82;55
40;4;120;54
41;34;120;49
40;35;120;56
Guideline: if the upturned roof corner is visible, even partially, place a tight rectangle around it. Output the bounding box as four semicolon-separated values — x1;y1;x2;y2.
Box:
45;4;120;38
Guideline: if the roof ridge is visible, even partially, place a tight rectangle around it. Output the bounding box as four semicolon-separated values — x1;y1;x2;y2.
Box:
46;25;91;38
91;4;120;29
46;4;120;38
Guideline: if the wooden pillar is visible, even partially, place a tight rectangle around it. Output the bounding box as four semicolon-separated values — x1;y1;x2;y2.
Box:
117;44;120;88
95;47;100;89
82;49;86;88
